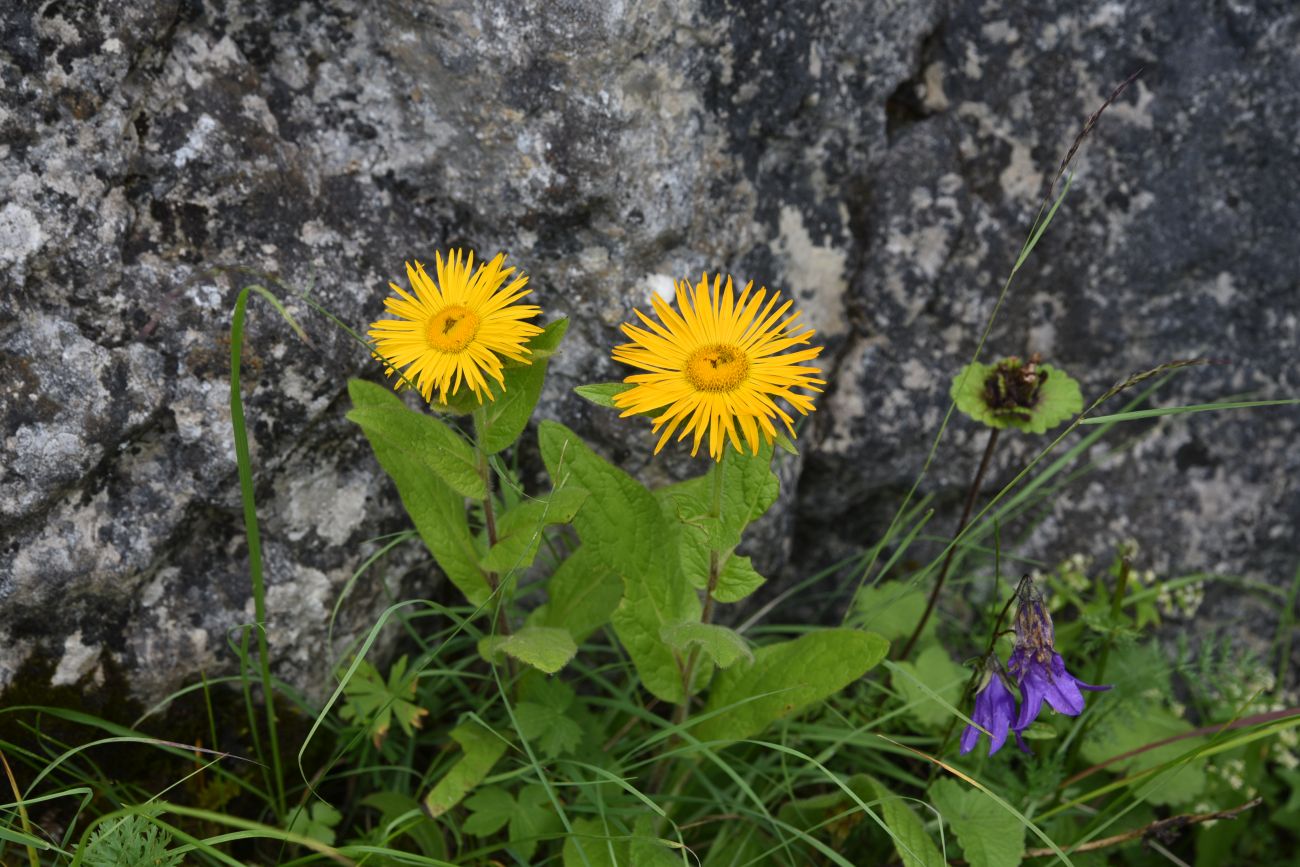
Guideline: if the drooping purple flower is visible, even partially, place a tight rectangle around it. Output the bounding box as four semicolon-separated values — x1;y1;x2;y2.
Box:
1008;647;1110;731
960;663;1018;756
1007;576;1110;734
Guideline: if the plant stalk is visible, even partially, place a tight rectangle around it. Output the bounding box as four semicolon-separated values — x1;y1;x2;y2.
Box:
473;408;515;678
898;426;1001;661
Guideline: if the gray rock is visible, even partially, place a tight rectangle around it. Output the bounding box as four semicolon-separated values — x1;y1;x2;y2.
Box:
1;0;1296;701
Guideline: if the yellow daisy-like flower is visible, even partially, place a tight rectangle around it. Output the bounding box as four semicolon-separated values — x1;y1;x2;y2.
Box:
368;250;543;404
612;273;825;461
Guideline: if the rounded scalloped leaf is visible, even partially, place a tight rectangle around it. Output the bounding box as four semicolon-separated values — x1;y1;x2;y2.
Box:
950;361;1083;434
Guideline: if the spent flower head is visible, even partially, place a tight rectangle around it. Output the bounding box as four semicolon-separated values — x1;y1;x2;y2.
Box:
368;249;542;404
951;353;1083;434
611;273;825;460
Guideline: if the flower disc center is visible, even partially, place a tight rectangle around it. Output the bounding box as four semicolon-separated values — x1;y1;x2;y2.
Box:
426;305;480;353
685;343;750;393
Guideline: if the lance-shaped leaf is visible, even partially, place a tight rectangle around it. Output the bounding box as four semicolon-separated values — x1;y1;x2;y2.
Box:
349;380;487;604
479;318;569;454
539;421;699;703
346;401;485;499
423;721;507;818
696;629;890;741
574;381;635;408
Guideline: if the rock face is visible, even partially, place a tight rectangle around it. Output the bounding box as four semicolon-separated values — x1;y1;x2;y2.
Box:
2;0;1297;700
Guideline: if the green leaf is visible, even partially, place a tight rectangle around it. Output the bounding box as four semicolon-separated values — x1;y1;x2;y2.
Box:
463;786;514;836
890;645;967;728
288;801;342;847
360;791;446;859
510;784;562;861
575;381;635;408
516;700;584;758
630;814;685;866
339;655;429;747
479;318;569;454
713;554;766;603
423;720;508;817
929;779;1025;867
480;488;588;572
855;581;934;643
563;817;629;867
540;421;699;703
697;629;890;741
860;775;945;867
715;442;780;548
482;625;578;674
531;545;622;643
346;403;486;499
661;622;753;669
349;380;488;605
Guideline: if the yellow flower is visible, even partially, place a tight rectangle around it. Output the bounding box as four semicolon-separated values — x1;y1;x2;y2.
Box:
368;250;543;404
612;273;825;460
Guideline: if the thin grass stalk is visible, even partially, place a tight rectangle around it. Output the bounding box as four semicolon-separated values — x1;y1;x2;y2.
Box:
230;285;294;819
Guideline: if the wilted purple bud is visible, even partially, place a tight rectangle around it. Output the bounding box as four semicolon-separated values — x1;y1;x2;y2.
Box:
960;661;1018;756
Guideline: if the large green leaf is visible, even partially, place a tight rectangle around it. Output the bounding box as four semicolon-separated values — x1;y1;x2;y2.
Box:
423;721;507;818
480;488;589;573
530;545;622;644
696;629;889;741
540;421;698;702
480;318;569;454
346;401;485;499
929;779;1025;867
359;791;446;859
349;380;487;605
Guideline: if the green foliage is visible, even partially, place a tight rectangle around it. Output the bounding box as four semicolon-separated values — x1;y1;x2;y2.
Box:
574;381;635;408
660;621;754;669
480;487;588;572
480;318;569;454
540;420;700;703
697;629;890;741
529;544;623;642
930;779;1026;867
82;815;182;867
349;378;487;604
891;645;967;728
346;401;486;499
480;625;578;674
464;783;560;860
515;678;585;757
339;654;428;748
288;800;342;846
423;720;508;818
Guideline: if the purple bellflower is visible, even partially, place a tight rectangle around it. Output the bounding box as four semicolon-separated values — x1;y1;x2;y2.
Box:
960;659;1018;756
1007;579;1109;735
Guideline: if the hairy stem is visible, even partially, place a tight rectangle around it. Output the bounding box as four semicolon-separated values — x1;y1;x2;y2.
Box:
898;426;1001;661
473;408;515;681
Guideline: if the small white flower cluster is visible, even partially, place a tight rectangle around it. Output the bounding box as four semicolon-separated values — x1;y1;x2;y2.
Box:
1156;581;1205;618
1211;758;1257;797
1131;568;1158;587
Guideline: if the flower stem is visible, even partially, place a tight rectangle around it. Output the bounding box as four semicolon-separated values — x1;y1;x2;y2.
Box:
472;408;514;675
654;459;727;793
898;426;1000;661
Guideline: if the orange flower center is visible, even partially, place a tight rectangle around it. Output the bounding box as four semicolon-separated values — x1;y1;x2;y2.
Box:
685;343;750;393
426;305;480;353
